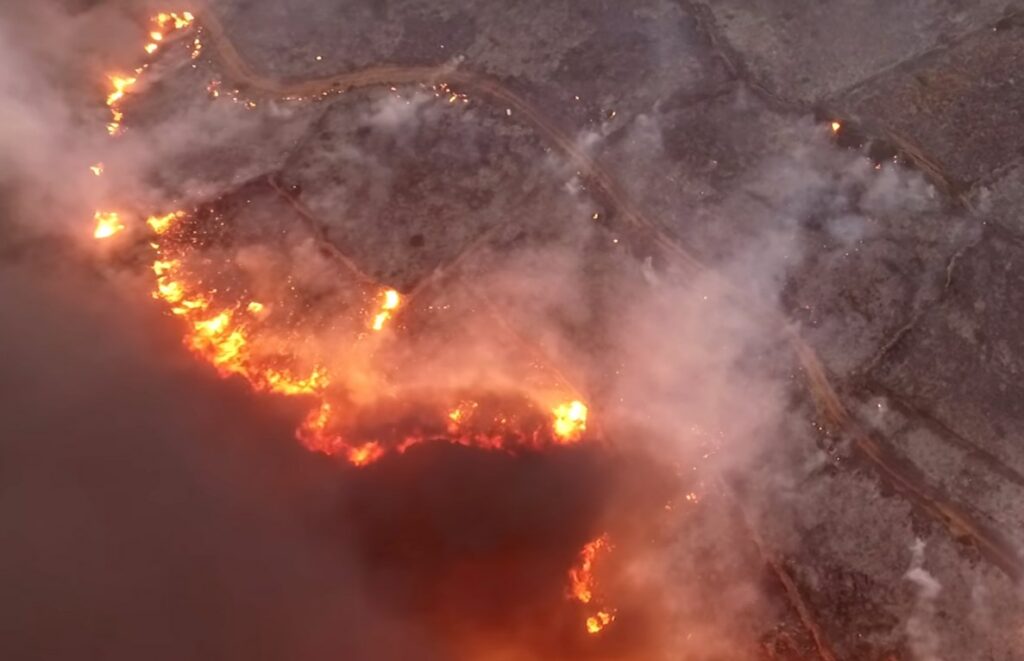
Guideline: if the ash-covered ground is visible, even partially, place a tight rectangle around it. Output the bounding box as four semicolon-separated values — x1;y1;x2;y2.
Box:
3;1;1024;660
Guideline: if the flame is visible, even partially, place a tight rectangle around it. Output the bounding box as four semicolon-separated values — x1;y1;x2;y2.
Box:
150;241;327;396
569;534;609;604
348;441;384;467
371;287;401;331
446;400;479;433
89;163;104;176
552;400;587;442
830;120;842;133
91;11;598;475
107;109;124;135
93;211;124;239
146;211;185;234
104;11;198;136
569;534;615;634
586;611;614;634
106;74;137;107
155;11;195;30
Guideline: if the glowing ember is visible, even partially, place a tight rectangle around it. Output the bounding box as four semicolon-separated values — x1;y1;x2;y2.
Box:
371;288;401;331
93;211;124;239
552;399;588;442
568;533;616;634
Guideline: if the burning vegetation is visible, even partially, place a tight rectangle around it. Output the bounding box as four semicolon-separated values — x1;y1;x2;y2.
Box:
569;533;616;634
86;9;635;646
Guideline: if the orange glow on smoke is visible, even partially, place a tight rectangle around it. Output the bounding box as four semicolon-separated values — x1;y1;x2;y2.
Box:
552;399;588;442
93;211;124;239
569;534;616;634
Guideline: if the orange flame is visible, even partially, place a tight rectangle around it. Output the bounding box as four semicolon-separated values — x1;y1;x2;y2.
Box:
92;11;598;476
93;211;124;239
371;288;401;331
106;75;137;107
149;239;327;397
552;399;587;442
155;11;195;30
146;211;185;235
586;611;614;634
348;441;384;467
569;534;615;634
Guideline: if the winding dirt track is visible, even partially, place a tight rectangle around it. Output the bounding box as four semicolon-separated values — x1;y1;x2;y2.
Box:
192;2;1022;585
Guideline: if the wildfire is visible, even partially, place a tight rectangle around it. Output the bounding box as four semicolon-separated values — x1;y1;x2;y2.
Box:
93;211;124;239
371;288;401;331
552;399;588;442
146;210;186;234
104;11;198;136
155;11;195;30
569;533;615;634
830;120;842;133
447;400;479;433
90;163;104;176
89;10;598;475
586;611;614;634
348;441;384;467
149;238;328;398
106;75;137;108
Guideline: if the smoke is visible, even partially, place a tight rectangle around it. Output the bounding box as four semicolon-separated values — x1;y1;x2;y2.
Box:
0;1;973;660
904;540;944;661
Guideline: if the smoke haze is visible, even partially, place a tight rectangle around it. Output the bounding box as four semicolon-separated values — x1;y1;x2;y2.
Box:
0;1;968;660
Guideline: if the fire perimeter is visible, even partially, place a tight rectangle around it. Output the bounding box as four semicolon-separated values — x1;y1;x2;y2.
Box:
90;9;613;636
